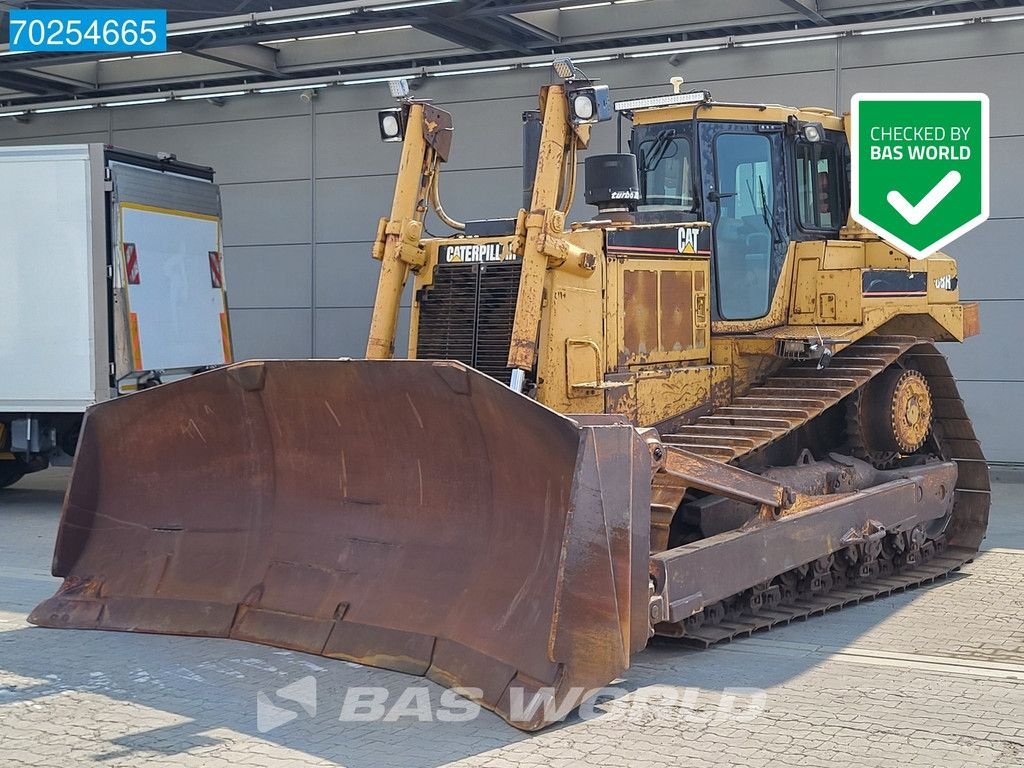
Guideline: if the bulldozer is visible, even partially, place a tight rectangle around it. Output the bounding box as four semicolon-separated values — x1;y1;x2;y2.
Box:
30;61;988;730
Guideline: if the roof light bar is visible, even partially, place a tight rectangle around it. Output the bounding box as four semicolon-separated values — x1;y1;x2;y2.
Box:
614;90;711;112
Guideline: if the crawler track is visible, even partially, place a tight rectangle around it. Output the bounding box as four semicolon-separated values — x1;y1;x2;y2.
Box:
656;336;990;644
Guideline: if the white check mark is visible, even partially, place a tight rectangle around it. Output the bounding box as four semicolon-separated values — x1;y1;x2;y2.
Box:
886;170;961;225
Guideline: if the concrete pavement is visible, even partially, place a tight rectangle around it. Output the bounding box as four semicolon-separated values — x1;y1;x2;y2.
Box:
1;468;1021;767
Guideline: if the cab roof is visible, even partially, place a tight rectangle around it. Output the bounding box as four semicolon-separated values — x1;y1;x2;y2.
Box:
627;97;846;133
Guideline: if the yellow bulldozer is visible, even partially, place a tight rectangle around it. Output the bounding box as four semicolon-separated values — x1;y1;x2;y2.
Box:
31;60;988;730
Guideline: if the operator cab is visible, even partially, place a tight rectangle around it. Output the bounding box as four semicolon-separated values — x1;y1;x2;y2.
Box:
613;90;850;323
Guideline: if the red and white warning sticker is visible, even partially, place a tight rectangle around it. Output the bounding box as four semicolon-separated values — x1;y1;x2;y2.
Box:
124;242;140;285
208;250;223;289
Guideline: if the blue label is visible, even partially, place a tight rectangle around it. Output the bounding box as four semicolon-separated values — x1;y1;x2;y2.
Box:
8;10;167;53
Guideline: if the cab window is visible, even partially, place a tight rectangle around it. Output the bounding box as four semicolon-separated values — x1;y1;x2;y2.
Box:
795;141;841;231
634;125;695;212
713;132;775;320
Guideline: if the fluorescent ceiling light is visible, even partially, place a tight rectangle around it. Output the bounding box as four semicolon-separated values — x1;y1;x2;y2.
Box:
524;55;615;68
100;51;181;63
736;33;840;47
341;74;417;85
2;111;27;117
257;82;332;93
259;9;355;25
104;97;171;107
35;104;96;113
982;13;1024;22
370;0;457;10
167;23;247;37
627;44;725;58
297;31;357;41
0;50;22;57
178;90;247;100
357;25;413;33
136;51;182;59
431;65;514;77
855;20;969;36
560;2;611;8
261;38;298;45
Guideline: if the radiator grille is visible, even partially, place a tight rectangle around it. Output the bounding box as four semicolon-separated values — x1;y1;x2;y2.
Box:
415;262;522;384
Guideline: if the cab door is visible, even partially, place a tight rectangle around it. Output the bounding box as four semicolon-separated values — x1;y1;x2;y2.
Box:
699;122;789;322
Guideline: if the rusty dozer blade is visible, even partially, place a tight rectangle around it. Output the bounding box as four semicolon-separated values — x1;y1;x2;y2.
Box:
29;360;652;730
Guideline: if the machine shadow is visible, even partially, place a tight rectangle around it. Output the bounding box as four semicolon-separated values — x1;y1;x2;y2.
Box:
0;484;66;509
0;569;968;768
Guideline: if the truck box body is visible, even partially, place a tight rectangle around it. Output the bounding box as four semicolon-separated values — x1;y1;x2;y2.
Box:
0;145;107;412
0;144;229;480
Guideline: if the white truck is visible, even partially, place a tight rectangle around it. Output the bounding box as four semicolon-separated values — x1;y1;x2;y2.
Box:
0;144;232;488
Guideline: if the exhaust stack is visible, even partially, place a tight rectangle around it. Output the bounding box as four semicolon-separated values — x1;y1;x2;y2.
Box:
521;109;542;210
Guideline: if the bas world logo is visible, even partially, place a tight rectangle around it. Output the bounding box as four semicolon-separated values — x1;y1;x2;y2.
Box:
256;675;317;733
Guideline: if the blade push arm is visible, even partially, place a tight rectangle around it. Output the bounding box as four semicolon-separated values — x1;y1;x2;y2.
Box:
507;85;598;382
366;103;452;359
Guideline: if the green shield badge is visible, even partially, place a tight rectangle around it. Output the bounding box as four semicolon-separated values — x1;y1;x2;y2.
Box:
851;93;989;259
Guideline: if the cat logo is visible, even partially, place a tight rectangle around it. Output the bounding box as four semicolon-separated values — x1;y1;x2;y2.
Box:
677;226;701;254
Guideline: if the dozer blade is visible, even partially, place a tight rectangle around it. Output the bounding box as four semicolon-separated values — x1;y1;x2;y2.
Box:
29;360;652;730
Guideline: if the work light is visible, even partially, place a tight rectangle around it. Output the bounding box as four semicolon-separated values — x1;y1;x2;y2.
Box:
803;122;823;142
567;84;612;125
378;108;405;142
552;57;577;80
388;78;410;99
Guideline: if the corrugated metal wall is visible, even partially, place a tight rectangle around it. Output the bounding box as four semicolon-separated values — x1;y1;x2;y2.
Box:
1;22;1019;462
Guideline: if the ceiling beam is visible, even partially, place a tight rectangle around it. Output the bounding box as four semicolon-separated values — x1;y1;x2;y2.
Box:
414;4;540;53
184;44;281;77
777;0;830;25
415;20;503;50
0;68;87;95
500;12;561;43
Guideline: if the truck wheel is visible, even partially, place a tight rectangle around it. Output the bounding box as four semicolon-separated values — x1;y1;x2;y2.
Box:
0;461;26;490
